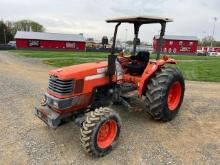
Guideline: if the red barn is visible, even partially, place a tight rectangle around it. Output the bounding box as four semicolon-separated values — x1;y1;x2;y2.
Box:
153;35;198;54
15;31;86;51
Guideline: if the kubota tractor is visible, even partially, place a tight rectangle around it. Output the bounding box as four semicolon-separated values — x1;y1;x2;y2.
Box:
35;16;185;157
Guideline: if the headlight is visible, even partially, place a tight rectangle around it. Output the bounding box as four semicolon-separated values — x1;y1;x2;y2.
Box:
53;101;59;109
45;93;73;110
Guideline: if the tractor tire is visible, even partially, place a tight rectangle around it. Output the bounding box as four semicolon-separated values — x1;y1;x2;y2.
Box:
145;67;185;122
80;107;122;157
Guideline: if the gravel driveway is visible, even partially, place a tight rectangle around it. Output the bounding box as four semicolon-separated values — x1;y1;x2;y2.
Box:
0;51;220;165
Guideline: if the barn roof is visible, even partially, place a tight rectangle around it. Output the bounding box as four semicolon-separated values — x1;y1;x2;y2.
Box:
15;31;85;42
154;35;198;41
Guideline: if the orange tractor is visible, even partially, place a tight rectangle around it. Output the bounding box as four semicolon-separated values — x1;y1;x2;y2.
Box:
35;16;185;157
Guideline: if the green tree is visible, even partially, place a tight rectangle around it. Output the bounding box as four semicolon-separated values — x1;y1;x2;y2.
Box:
12;19;45;36
201;36;215;47
0;21;13;44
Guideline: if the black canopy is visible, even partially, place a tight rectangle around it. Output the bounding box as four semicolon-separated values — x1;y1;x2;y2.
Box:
106;16;173;24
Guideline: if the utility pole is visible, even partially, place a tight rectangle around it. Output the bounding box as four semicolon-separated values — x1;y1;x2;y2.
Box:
211;17;217;47
3;28;6;44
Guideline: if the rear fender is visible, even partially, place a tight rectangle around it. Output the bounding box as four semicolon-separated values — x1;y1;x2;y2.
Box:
138;59;176;96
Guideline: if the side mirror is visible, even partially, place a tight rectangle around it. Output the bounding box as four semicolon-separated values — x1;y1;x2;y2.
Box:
133;38;140;45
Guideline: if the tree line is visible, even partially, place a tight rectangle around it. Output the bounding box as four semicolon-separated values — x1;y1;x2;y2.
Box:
0;19;44;44
199;36;220;47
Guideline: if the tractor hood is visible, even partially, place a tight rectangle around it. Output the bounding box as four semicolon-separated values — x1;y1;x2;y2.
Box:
49;61;108;80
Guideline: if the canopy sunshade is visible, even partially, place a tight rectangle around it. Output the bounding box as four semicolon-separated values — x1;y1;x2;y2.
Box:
106;16;173;24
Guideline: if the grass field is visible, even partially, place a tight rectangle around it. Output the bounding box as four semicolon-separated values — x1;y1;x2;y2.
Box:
12;50;108;58
172;60;220;82
13;50;219;60
12;50;220;82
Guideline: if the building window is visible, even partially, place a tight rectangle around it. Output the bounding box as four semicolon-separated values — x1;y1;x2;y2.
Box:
168;48;172;53
164;48;167;53
66;42;75;48
169;41;173;45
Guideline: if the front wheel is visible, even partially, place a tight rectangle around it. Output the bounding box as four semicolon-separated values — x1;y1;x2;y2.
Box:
80;107;122;157
145;67;185;122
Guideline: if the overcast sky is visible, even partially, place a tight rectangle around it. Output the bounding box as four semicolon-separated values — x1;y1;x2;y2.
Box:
1;0;219;42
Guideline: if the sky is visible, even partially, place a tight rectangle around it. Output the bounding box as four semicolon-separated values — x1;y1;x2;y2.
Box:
0;0;219;43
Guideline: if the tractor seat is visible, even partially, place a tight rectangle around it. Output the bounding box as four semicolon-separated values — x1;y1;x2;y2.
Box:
125;51;150;75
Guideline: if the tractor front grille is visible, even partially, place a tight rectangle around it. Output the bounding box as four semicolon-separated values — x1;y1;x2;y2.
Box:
48;75;74;95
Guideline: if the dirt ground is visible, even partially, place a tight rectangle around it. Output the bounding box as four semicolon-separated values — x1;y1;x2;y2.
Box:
0;51;219;165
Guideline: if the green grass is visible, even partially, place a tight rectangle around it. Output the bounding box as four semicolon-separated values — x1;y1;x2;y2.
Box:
12;50;220;61
12;50;220;82
11;50;108;58
173;60;220;82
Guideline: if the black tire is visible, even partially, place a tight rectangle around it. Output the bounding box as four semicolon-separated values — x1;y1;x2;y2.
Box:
80;107;122;157
145;67;185;122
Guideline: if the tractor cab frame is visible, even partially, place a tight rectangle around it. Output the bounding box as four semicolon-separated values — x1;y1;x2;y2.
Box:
105;16;175;96
107;16;173;58
106;16;173;80
106;16;173;81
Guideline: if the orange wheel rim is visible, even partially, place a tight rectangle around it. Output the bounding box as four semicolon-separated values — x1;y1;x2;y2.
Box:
167;81;182;111
97;120;118;149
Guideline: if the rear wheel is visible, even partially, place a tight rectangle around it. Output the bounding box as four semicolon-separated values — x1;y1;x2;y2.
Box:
145;67;185;121
80;107;122;157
